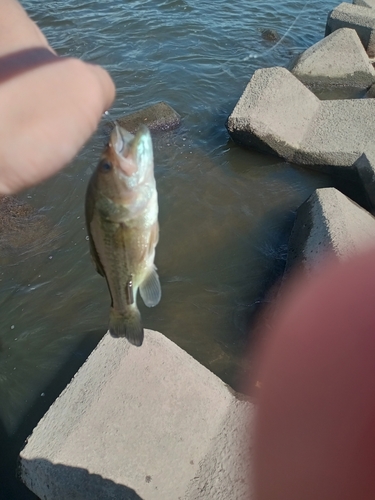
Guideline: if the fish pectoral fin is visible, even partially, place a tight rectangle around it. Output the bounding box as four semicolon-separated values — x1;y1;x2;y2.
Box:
139;266;161;307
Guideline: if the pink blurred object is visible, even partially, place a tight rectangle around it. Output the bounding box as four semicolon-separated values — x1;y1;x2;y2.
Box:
252;249;375;500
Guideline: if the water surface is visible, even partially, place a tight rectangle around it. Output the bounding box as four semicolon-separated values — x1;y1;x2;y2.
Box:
2;0;340;497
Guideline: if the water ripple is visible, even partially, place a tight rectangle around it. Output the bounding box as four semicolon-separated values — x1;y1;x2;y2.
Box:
0;0;339;434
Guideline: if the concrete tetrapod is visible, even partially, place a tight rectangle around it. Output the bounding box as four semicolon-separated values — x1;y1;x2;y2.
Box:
227;66;375;170
19;330;254;500
291;27;375;89
286;187;375;274
354;0;375;9
326;2;375;56
355;149;375;210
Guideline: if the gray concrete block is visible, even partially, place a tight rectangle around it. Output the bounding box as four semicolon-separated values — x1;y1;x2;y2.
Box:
296;99;375;167
354;0;375;9
355;149;375;209
227;66;375;170
286;187;375;273
226;66;320;159
365;81;375;96
326;2;375;56
116;102;181;133
19;330;253;500
291;28;375;88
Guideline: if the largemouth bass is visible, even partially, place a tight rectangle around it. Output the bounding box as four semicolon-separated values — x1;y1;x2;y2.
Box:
85;124;161;346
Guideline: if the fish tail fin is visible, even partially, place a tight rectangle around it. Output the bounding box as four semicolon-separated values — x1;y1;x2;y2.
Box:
109;307;144;347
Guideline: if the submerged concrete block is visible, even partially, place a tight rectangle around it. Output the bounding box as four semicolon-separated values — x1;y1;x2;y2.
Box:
326;2;375;56
117;101;181;133
227;66;375;169
291;28;375;88
19;330;253;500
286;187;375;273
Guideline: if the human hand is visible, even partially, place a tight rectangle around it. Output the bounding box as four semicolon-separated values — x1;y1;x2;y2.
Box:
0;0;115;194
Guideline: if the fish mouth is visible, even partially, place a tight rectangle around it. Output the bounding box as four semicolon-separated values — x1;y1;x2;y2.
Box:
110;124;153;179
111;124;133;157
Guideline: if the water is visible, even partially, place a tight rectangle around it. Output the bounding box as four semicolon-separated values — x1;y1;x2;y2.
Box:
1;0;341;497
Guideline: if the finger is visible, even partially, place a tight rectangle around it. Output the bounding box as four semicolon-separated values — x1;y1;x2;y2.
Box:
86;63;116;113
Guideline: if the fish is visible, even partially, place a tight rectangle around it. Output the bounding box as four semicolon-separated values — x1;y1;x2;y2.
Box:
85;124;161;347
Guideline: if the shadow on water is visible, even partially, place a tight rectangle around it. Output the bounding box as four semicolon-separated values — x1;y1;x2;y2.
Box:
227;206;297;390
0;329;104;500
20;460;143;500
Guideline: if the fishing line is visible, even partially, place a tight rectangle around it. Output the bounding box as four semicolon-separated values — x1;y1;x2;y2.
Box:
244;0;310;61
103;109;117;129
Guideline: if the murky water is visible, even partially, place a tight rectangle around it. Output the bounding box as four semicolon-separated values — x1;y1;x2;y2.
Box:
1;0;341;497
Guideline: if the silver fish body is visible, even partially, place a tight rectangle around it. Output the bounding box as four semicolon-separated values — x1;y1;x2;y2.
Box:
85;125;161;346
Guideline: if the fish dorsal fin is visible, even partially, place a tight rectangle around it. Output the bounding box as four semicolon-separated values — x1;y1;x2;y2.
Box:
139;266;161;307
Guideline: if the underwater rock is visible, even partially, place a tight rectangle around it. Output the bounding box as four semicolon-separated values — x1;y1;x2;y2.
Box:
261;28;280;42
116;101;181;134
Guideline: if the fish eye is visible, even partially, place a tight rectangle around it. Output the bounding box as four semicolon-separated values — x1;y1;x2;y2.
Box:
100;161;112;172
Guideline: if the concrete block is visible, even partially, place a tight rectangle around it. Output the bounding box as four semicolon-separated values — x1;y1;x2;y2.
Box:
286;187;375;273
326;2;375;56
226;66;320;158
354;0;375;9
227;66;375;169
291;28;375;88
296;98;375;167
19;330;253;500
365;81;375;96
355;149;375;209
116;101;181;133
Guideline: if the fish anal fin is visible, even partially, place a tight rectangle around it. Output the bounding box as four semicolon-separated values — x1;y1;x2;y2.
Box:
139;266;161;307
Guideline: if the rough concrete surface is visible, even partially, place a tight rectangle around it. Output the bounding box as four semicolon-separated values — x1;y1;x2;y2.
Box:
286;187;375;273
366;81;375;96
291;28;375;88
19;330;253;500
226;66;320;157
227;66;375;169
326;2;375;56
353;0;375;9
296;98;375;166
117;102;181;134
355;149;375;210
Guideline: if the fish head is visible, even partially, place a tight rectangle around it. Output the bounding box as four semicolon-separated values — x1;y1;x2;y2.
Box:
96;124;154;196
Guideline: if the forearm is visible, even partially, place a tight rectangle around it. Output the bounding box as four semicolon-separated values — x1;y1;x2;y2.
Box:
0;0;51;56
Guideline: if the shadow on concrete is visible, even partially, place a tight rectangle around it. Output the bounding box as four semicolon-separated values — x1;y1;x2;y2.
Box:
0;329;105;500
19;459;144;500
